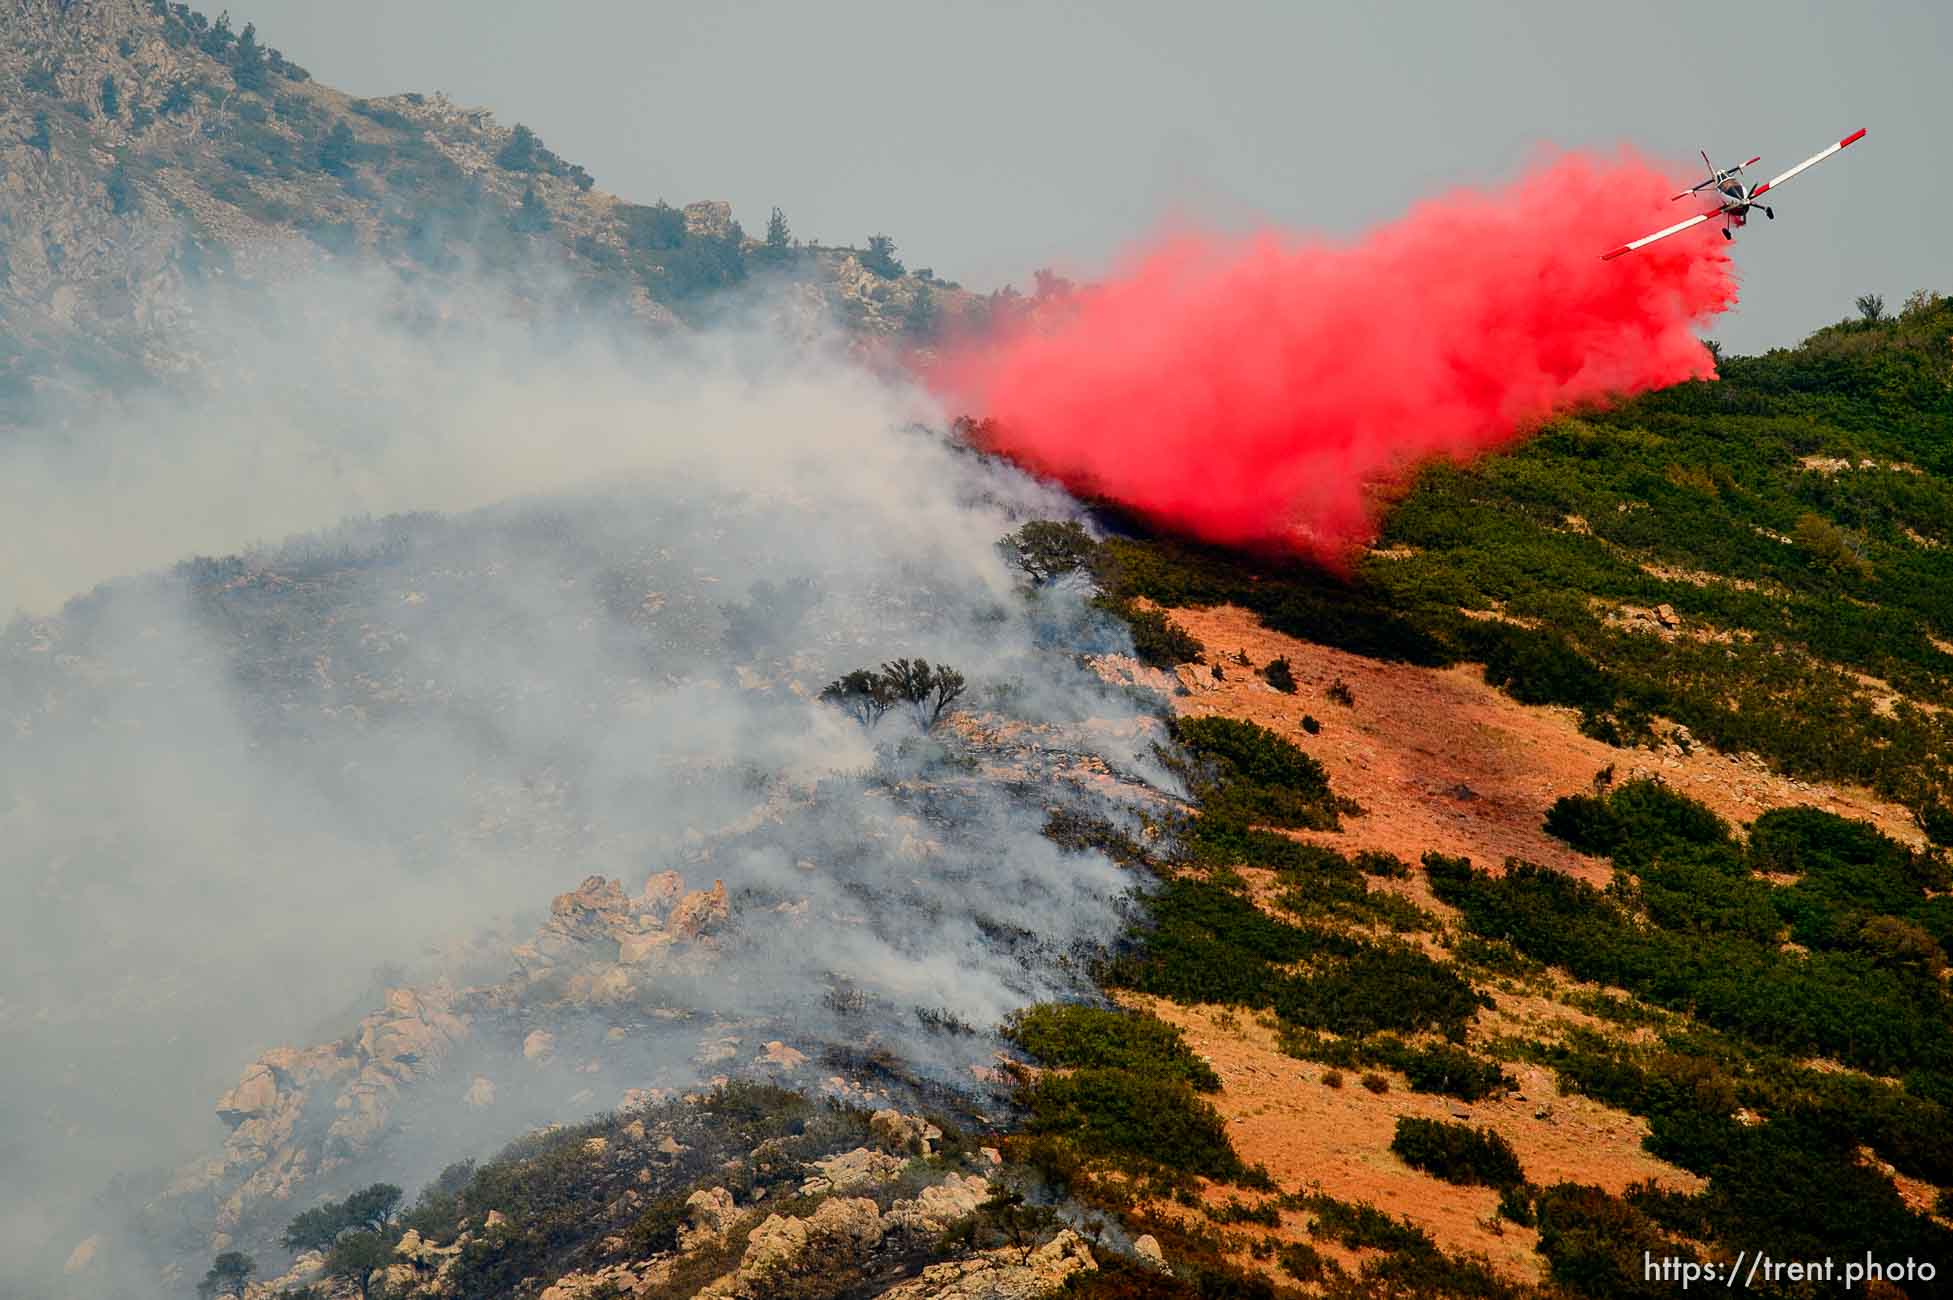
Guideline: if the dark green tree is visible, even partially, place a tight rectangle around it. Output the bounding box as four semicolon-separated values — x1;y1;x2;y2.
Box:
1855;292;1886;322
875;658;967;730
862;233;903;278
197;1251;254;1298
324;1232;389;1299
903;282;941;341
496;123;540;171
232;22;268;93
27;111;51;152
620;201;687;251
762;206;792;261
512;185;550;233
1033;267;1074;300
106;163;136;214
342;1182;403;1231
819;669;894;729
1000;519;1096;585
99;74;121;118
318;120;356;176
283;1203;350;1253
198;11;235;57
818;659;972;731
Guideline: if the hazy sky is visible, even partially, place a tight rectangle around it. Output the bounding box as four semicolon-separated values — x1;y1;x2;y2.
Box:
222;2;1946;352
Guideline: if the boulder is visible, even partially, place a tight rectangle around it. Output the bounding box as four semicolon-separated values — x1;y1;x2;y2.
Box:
869;1109;941;1156
670;880;729;939
618;930;674;964
683;200;734;240
62;1235;102;1276
759;1040;806;1070
885;1172;989;1236
703;1197;883;1298
679;1186;740;1252
799;1146;905;1195
215;1065;279;1126
638;870;686;914
1174;663;1217;693
876;1228;1098;1299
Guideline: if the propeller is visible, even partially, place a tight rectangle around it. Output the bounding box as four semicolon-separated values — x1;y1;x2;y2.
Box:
1672;153;1765;202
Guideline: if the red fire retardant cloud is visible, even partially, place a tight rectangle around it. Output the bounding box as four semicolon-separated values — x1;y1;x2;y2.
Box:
932;151;1739;561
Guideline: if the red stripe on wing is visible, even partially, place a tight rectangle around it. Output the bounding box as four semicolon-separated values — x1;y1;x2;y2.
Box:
1840;128;1866;148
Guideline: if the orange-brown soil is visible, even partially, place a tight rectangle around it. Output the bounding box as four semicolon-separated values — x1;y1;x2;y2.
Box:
1163;604;1924;883
1101;603;1929;1285
1122;993;1703;1286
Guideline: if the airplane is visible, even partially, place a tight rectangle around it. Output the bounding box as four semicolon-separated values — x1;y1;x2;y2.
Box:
1601;128;1865;260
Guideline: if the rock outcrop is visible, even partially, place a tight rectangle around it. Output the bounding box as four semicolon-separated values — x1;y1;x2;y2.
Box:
875;1229;1099;1299
162;869;741;1246
0;0;969;429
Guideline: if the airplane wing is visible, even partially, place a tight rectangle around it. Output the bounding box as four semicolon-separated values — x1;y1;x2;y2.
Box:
1601;212;1715;261
1748;129;1865;199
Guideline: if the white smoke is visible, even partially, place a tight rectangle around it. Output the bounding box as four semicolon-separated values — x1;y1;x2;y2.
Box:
0;263;1174;1296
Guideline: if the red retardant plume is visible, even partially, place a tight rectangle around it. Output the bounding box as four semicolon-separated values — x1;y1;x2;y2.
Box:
931;151;1739;562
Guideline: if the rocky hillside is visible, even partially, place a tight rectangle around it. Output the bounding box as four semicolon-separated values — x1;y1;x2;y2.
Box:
0;0;967;426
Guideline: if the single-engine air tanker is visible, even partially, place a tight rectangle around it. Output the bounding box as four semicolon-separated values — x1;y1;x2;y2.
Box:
1602;128;1865;260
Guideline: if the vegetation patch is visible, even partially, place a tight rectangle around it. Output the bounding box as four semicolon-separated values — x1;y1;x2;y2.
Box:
1167;715;1346;830
1005;1003;1221;1091
1021;1068;1250;1183
1389;1117;1525;1187
1281;1029;1514;1101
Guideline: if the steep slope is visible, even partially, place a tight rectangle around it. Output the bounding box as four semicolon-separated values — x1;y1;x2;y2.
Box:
0;0;961;426
991;298;1953;1297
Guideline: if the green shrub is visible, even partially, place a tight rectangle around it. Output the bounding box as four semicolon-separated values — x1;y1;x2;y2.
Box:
1292;1192;1431;1253
1170;715;1340;830
1104;875;1336;1007
1275;943;1485;1040
1355;850;1408;878
1259;657;1297;693
197;1251;253;1299
1206;1197;1280;1226
1533;1184;1684;1299
1390;1117;1524;1187
1276;1241;1331;1282
1378;1041;1513;1101
1023;1068;1245;1181
623;1194;688;1256
1005;1003;1220;1091
1097;597;1203;669
1542;792;1623;856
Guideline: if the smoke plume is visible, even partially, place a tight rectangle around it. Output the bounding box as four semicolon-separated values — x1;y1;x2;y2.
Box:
1;265;1175;1295
933;151;1739;559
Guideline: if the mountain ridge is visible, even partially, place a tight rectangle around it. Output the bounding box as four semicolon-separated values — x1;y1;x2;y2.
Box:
0;0;967;425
